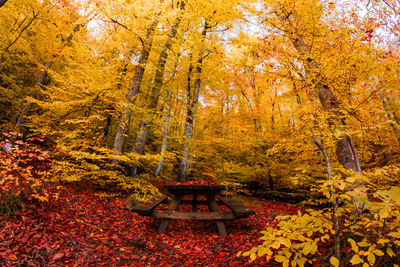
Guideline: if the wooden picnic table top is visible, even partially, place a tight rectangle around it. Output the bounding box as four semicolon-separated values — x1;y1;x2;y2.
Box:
163;184;227;194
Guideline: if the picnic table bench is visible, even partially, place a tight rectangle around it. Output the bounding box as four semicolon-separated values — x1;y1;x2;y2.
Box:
128;184;255;236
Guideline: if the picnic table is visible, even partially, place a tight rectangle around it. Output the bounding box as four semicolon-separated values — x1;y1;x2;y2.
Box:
129;184;255;236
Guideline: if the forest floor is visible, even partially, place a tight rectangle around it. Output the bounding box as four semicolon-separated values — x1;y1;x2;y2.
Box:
0;183;301;266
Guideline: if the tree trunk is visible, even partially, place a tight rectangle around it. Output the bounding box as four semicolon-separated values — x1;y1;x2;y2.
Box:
112;20;158;154
311;128;341;264
155;54;180;176
155;113;170;176
240;89;261;136
178;21;209;181
290;33;361;173
179;63;194;181
129;6;184;175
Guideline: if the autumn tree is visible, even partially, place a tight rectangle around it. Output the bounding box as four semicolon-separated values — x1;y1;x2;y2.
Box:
111;1;163;155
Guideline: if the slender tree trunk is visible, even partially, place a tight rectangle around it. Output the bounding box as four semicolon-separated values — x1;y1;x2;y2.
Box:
155;54;180;176
271;92;278;131
179;63;194;181
0;0;8;8
129;5;184;175
240;89;261;136
311;128;341;265
178;21;209;181
249;71;262;131
112;20;158;154
155;112;170;176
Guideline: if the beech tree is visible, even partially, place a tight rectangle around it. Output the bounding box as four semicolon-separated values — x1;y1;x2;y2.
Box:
128;1;185;175
112;4;162;155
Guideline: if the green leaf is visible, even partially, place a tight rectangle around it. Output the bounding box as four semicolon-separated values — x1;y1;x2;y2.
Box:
330;256;339;267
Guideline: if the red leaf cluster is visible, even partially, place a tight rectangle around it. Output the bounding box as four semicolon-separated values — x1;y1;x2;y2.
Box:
0;132;54;201
0;184;300;266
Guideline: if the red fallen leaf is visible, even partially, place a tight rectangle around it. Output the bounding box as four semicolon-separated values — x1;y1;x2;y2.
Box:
99;239;109;244
228;260;242;266
218;252;226;258
52;252;64;260
9;254;18;261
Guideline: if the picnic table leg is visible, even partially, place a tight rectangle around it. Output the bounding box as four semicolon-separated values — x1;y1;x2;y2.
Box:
192;194;197;212
207;194;227;236
158;194;182;232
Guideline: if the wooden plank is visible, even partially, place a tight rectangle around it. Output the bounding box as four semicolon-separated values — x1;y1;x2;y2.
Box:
152;210;235;220
163;184;226;196
163;184;226;190
218;197;255;218
129;196;168;215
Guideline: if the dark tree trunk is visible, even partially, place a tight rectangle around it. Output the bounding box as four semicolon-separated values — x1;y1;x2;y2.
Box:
179;62;194;181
